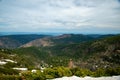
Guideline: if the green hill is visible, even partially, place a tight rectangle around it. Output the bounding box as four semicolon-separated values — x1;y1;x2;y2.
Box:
0;34;50;48
0;34;120;79
12;35;120;69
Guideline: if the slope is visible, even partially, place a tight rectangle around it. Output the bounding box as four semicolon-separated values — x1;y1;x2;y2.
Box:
0;34;50;49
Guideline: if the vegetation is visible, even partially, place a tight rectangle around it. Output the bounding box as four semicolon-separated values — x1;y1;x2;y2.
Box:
0;67;120;80
0;75;21;80
0;34;120;79
0;34;49;48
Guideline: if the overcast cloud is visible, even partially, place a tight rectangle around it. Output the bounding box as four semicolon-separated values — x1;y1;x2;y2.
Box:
0;0;120;34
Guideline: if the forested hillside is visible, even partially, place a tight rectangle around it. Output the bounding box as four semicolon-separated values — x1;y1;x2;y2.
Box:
21;34;115;47
0;34;50;48
14;35;120;68
0;34;120;80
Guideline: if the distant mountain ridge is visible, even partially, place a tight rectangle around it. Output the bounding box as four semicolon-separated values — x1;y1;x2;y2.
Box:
21;34;115;48
21;37;54;47
0;34;50;48
0;34;117;49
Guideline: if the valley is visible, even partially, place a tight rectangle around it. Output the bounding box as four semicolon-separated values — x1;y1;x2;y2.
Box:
0;34;120;80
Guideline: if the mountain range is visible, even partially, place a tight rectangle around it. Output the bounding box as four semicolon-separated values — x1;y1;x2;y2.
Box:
0;34;115;48
0;34;119;70
0;34;50;48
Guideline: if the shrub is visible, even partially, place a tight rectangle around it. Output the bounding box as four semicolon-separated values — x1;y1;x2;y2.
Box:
0;75;20;80
71;67;92;77
21;71;45;80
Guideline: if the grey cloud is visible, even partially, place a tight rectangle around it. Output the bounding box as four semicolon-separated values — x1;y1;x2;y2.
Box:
0;0;120;33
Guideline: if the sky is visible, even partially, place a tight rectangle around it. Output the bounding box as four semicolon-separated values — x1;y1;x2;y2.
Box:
0;0;120;34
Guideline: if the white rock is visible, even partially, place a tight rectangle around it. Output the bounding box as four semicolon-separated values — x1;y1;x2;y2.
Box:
31;69;37;73
52;76;120;80
13;68;28;71
0;61;7;65
3;59;17;63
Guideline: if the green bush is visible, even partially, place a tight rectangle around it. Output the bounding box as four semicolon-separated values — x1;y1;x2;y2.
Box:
93;68;106;77
70;67;92;77
0;67;19;75
0;75;20;80
93;67;120;77
0;67;120;80
21;71;45;80
105;67;120;76
43;66;72;79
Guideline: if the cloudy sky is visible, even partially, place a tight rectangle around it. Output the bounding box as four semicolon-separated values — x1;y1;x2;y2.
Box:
0;0;120;34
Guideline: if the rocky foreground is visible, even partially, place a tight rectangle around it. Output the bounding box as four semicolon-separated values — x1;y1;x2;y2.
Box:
53;76;120;80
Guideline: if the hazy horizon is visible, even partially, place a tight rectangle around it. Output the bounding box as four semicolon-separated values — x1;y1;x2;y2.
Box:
0;32;119;36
